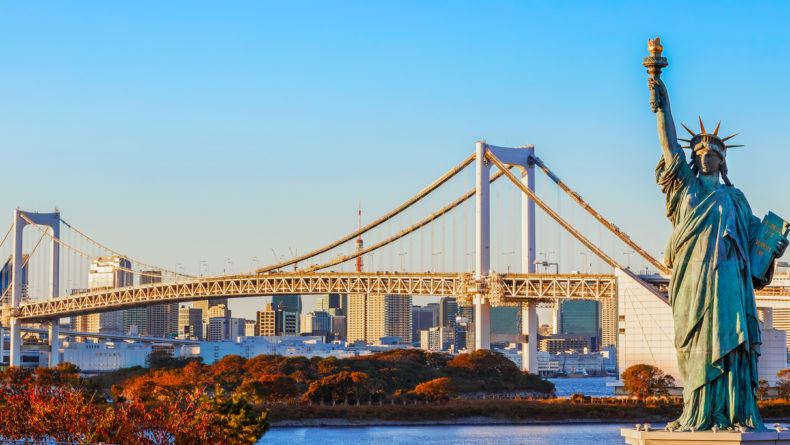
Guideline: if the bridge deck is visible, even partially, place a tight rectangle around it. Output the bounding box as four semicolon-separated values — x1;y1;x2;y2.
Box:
7;272;617;321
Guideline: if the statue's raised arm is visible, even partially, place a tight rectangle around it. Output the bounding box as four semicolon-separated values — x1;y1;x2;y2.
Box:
643;38;684;165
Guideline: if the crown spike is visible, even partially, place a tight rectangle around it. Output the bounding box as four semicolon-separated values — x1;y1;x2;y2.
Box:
721;133;739;142
724;145;744;148
681;146;691;149
680;123;696;136
678;138;692;143
698;116;706;134
713;121;721;136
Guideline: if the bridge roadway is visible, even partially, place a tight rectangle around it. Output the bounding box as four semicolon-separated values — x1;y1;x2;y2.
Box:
4;272;617;322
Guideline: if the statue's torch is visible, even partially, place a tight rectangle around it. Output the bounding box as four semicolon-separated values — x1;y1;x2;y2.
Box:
643;37;668;113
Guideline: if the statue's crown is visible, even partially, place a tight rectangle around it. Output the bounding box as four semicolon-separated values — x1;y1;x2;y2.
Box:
678;117;742;157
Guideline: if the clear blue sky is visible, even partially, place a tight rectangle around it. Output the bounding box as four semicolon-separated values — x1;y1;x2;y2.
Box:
2;2;789;318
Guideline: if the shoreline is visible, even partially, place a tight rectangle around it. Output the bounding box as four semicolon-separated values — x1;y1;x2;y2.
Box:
271;417;790;429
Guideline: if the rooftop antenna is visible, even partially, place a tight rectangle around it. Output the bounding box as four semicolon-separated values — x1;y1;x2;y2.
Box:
356;203;363;273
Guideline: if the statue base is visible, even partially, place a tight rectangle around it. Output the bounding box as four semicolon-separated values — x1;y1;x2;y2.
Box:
621;427;790;444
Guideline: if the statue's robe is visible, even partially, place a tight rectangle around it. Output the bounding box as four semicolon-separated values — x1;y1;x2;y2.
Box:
657;151;767;431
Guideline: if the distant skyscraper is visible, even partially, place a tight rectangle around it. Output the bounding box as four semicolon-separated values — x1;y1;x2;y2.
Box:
272;295;301;314
331;315;347;341
420;326;451;351
245;320;256;337
145;271;178;338
256;303;281;336
454;316;474;352
560;300;601;350
193;298;229;325
81;256;132;334
412;306;437;343
426;302;440;326
458;305;474;323
208;317;245;341
178;305;203;340
439;297;458;328
316;294;343;316
600;298;617;348
301;311;331;338
347;294;412;344
491;307;521;336
280;310;300;335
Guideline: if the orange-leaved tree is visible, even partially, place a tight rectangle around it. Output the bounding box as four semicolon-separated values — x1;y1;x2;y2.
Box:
621;364;675;401
412;377;455;402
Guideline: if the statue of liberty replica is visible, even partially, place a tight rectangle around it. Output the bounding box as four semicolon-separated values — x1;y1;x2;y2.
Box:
645;37;789;431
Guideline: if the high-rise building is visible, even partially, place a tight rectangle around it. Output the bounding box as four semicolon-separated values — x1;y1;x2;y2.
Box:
412;306;437;343
281;311;300;335
301;311;331;334
458;305;475;323
245;320;256;337
491;307;521;336
256;303;282;336
600;298;617;348
560;300;601;351
144;271;178;338
316;294;344;316
420;326;451;351
426;302;440;326
272;295;301;314
347;294;412;344
81;256;132;334
178;305;203;340
193;298;229;325
331;315;347;341
346;294;367;343
439;297;458;328
208;317;245;341
454;316;474;352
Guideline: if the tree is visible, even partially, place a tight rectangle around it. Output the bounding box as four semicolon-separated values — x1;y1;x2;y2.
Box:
621;364;675;401
757;379;770;400
777;369;790;399
413;377;455;402
258;374;299;402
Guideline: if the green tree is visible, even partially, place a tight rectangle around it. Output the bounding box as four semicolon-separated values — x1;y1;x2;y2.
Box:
204;387;269;444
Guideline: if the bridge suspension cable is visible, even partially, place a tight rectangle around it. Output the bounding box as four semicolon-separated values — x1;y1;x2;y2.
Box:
60;218;193;278
20;214;181;280
1;221;49;300
531;156;670;275
486;151;622;270
0;224;12;251
305;170;506;272
257;153;476;273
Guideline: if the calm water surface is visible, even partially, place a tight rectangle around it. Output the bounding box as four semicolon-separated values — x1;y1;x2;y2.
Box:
260;424;631;444
261;378;623;444
549;376;616;397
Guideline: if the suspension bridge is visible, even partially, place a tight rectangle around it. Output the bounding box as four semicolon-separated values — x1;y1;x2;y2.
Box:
1;142;788;375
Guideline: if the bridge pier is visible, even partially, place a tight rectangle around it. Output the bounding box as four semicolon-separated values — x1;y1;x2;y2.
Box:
8;208;60;368
474;141;491;351
9;318;20;367
48;320;60;367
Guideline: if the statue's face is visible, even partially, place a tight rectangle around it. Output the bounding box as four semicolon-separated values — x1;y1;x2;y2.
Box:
695;146;723;176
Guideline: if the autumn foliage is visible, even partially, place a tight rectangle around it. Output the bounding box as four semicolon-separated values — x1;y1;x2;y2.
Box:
621;364;675;401
0;365;268;444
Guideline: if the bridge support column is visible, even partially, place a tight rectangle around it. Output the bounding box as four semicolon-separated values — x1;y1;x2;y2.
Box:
474;141;491;351
48;321;60;367
10;209;23;367
9;319;20;367
521;146;537;372
522;302;538;373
